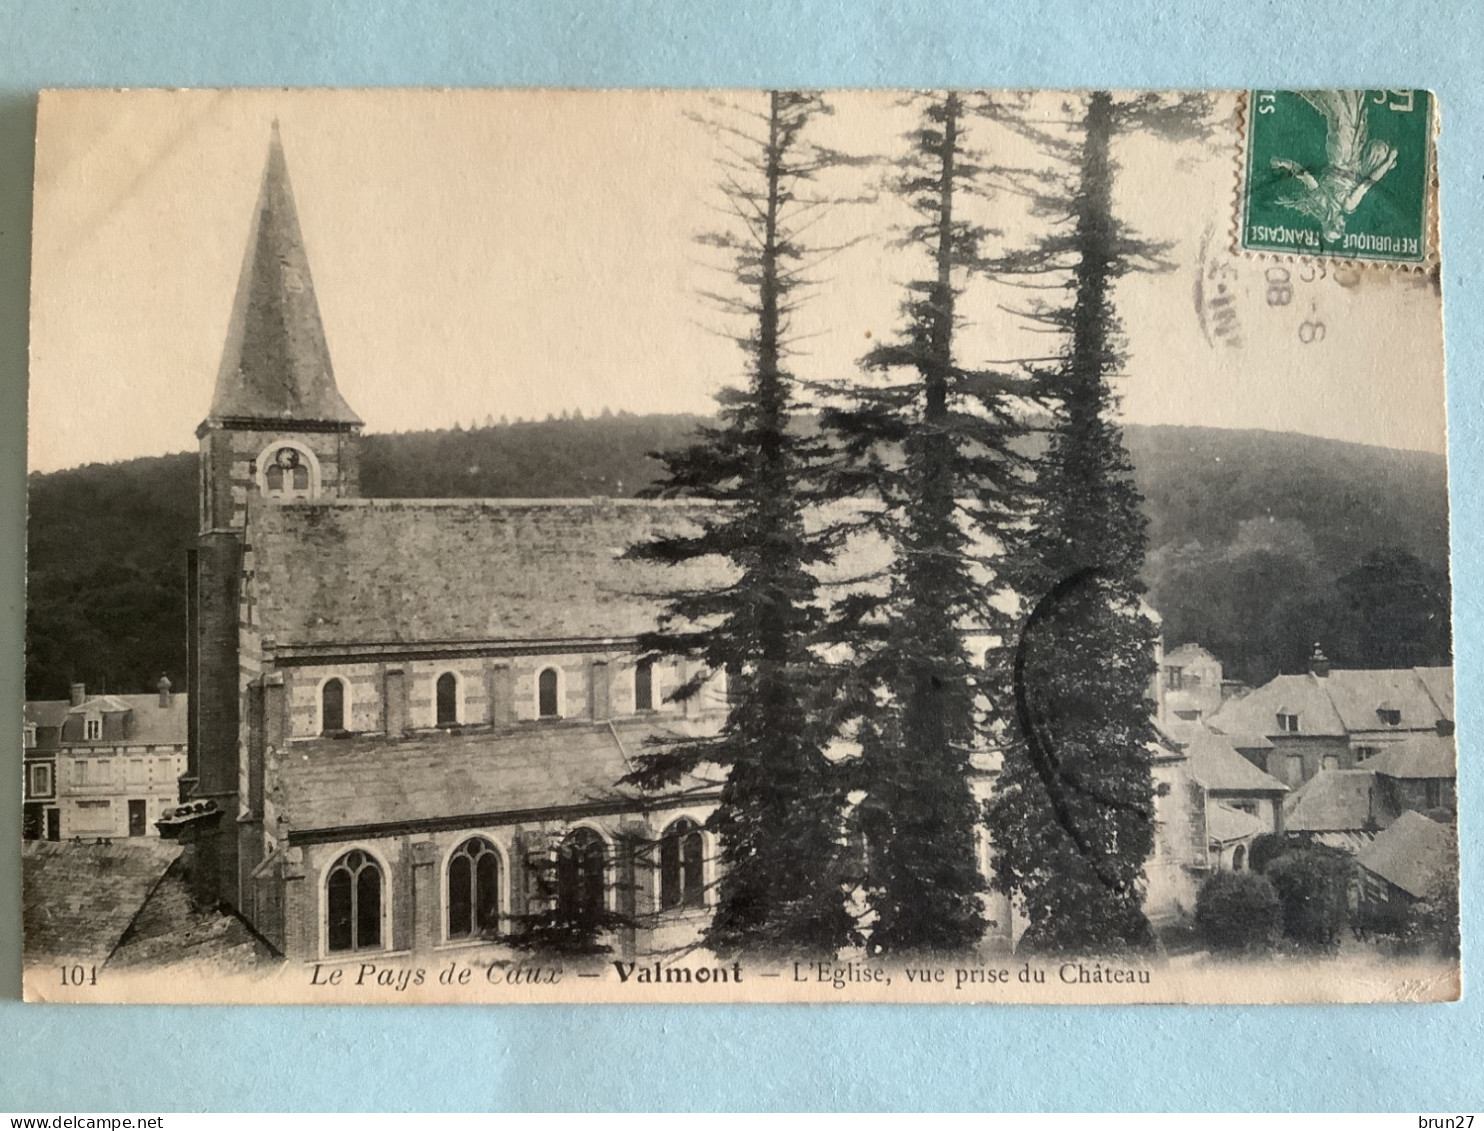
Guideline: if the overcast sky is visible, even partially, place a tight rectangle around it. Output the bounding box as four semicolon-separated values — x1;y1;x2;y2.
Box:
28;89;1448;473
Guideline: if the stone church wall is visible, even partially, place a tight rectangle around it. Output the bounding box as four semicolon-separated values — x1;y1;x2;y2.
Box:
279;802;716;963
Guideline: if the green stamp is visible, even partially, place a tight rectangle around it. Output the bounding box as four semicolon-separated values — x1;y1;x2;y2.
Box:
1242;89;1433;264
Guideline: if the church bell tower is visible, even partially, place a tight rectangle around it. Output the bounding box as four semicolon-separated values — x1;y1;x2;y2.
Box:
197;120;363;534
182;122;363;912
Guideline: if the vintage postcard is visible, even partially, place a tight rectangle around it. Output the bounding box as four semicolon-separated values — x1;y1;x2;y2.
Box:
22;88;1455;1004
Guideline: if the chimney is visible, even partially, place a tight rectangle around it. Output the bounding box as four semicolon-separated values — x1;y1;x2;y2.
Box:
158;674;173;708
1308;644;1331;678
69;682;86;707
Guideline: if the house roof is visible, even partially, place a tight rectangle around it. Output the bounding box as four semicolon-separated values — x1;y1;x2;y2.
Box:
22;839;181;962
1367;732;1456;780
1207;673;1347;736
206;124;361;428
1283;769;1376;832
109;856;280;971
69;693;135;714
1220;731;1275;752
1414;666;1455;720
63;693;189;746
24;700;69;729
1184;728;1289;794
252;498;731;647
1207;667;1453;740
274;715;721;836
1156;716;1204;748
1312;830;1376;854
1320;668;1451;732
1355;810;1456;899
1206;801;1269;844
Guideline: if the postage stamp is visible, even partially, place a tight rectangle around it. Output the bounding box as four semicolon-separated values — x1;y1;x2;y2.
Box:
22;89;1456;1004
1240;89;1435;264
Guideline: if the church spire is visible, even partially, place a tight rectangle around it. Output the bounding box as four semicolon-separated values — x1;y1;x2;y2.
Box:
206;121;361;426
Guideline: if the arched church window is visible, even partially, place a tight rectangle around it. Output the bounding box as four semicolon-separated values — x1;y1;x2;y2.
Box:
447;837;501;939
660;817;705;910
634;658;654;712
538;668;560;719
326;849;383;953
263;445;313;497
436;672;459;726
1232;844;1247;872
556;828;605;925
321;678;346;733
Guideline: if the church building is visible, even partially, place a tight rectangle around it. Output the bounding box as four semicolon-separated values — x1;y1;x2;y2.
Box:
160;124;1232;967
170;126;730;964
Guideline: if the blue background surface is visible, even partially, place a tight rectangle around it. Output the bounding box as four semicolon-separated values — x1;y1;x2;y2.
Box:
1;0;1481;1112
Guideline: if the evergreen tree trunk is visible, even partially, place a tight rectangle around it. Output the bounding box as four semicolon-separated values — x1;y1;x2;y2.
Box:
825;93;1024;954
986;91;1160;953
627;92;857;956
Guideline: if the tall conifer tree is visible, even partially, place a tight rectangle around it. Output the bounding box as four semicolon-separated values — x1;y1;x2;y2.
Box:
625;91;859;955
984;91;1210;952
821;93;1027;953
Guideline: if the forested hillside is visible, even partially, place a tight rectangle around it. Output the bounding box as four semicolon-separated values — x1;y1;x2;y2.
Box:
25;414;1452;698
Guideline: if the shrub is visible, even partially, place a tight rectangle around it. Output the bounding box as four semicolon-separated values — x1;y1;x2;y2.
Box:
1195;870;1282;953
1265;847;1355;947
1403;853;1461;958
1247;832;1290;875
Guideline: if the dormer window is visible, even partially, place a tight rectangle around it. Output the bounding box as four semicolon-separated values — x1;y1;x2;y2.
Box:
1275;712;1300;733
23;724;36;749
1377;706;1402;727
84;717;103;741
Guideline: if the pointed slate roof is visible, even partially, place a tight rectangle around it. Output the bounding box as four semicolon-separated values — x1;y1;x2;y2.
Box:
206;123;361;427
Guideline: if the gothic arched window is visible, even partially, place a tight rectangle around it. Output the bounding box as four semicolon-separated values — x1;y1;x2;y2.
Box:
447;837;501;939
557;828;605;925
1232;844;1247;873
660;817;705;910
436;672;459;726
326;849;383;953
634;658;654;712
538;667;560;719
321;678;346;734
